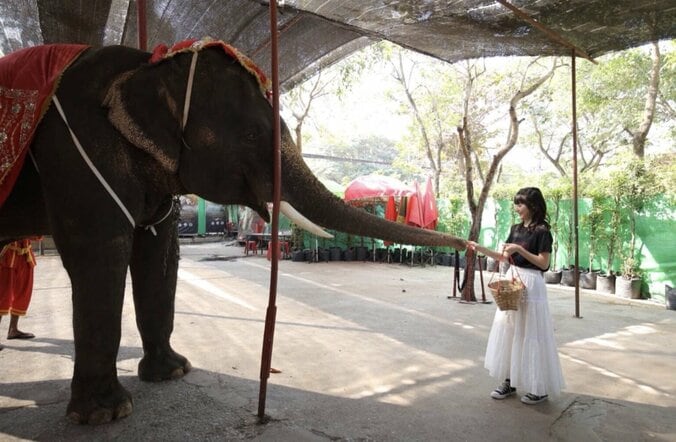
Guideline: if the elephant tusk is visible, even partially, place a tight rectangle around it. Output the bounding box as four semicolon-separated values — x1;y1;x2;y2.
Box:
280;201;334;239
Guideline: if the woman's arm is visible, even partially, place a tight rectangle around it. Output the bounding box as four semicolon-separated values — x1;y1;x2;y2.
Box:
503;243;550;270
466;241;509;262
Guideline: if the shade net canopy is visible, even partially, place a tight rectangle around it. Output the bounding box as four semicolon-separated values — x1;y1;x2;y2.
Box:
1;1;674;91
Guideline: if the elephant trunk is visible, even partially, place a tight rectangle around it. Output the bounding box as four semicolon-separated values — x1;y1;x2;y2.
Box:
280;138;466;250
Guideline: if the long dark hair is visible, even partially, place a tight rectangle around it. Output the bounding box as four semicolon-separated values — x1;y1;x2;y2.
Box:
513;187;550;230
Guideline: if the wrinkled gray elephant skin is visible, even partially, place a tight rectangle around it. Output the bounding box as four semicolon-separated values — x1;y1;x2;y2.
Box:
0;44;466;425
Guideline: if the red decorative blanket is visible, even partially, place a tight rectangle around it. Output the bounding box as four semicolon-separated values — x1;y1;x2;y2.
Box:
0;44;88;208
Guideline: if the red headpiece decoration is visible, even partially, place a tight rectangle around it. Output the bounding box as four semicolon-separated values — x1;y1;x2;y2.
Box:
149;37;272;99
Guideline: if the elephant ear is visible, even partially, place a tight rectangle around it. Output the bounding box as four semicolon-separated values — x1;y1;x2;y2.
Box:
103;66;183;172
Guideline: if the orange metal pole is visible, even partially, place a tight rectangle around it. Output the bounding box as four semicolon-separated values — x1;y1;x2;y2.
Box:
571;49;581;318
258;0;282;418
137;0;147;51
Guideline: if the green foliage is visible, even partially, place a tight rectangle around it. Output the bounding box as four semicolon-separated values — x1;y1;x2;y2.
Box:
580;193;604;270
577;41;675;154
436;197;469;248
322;135;399;183
541;178;572;270
621;257;642;280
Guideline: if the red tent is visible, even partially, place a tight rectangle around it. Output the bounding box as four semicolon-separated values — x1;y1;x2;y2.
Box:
404;177;438;230
344;175;415;205
405;181;424;227
385;195;398;221
422;177;438;230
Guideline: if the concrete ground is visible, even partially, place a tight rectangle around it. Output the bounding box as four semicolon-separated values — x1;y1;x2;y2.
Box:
1;240;674;441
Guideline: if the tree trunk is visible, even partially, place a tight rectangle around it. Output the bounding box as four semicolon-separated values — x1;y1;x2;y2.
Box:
459;60;560;301
631;40;660;158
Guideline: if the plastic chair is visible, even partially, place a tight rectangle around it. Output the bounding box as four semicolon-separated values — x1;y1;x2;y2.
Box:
266;241;291;260
244;240;258;255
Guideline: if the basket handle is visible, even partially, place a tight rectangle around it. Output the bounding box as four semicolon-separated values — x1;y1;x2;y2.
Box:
507;256;523;286
488;255;523;293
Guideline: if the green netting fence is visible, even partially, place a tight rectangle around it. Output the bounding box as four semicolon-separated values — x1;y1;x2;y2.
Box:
480;196;674;303
295;195;674;302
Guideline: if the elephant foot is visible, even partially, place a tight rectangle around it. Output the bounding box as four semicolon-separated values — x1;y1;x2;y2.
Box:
66;381;133;425
138;349;192;382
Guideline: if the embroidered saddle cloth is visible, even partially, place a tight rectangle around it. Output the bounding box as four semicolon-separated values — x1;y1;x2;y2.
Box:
0;44;88;208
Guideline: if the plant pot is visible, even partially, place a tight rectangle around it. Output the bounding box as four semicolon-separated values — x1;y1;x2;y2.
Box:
596;274;615;294
439;253;452;267
355;246;368;261
291;250;305;262
544;270;562;285
375;248;389;262
560;268;576;286
343;248;353;261
615;276;641;299
666;285;676;311
318;248;330;262
329;247;342;261
580;271;598;290
457;255;466;269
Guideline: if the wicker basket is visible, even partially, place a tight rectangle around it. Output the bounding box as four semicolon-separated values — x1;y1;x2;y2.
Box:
488;279;524;311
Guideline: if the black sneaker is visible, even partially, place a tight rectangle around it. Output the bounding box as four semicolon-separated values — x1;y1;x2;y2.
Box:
490;381;516;399
521;393;548;405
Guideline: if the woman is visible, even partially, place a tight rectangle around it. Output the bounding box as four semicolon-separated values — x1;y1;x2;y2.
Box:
468;187;565;405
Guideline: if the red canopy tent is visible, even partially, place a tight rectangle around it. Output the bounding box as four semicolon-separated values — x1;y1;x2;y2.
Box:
343;175;415;206
343;175;438;230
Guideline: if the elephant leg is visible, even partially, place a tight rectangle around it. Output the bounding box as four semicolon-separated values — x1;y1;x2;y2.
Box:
58;238;134;425
130;216;191;382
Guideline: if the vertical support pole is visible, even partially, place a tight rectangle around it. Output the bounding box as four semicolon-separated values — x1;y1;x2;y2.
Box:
571;49;581;318
478;256;486;303
451;265;457;298
137;0;147;51
258;0;281;418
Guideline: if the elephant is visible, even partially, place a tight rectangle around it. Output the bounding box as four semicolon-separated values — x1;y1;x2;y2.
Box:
0;38;466;425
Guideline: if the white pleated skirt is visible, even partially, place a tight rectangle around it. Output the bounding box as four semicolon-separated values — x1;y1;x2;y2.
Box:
484;267;566;397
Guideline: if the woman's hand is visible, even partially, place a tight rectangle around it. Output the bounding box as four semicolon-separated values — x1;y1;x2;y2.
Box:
502;243;522;255
504;242;550;270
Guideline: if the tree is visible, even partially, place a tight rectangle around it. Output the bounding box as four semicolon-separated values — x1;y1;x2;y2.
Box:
322;135;399;183
281;44;383;152
625;40;661;158
283;72;332;153
385;45;465;196
458;58;563;301
578;40;674;159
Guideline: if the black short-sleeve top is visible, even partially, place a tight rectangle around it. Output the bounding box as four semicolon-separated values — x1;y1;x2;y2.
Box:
506;223;553;271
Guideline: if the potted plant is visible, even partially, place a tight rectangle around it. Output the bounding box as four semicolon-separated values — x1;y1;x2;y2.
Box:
612;157;662;299
344;233;354;261
544;183;566;284
616;256;642;299
579;190;604;290
592;172;624;294
559;202;577;287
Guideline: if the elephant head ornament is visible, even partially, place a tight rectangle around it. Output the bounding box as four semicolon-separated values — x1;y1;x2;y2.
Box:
0;38;466;424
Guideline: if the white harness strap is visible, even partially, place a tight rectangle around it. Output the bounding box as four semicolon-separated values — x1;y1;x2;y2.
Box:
52;95;137;230
182;52;198;130
53;52;199;237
